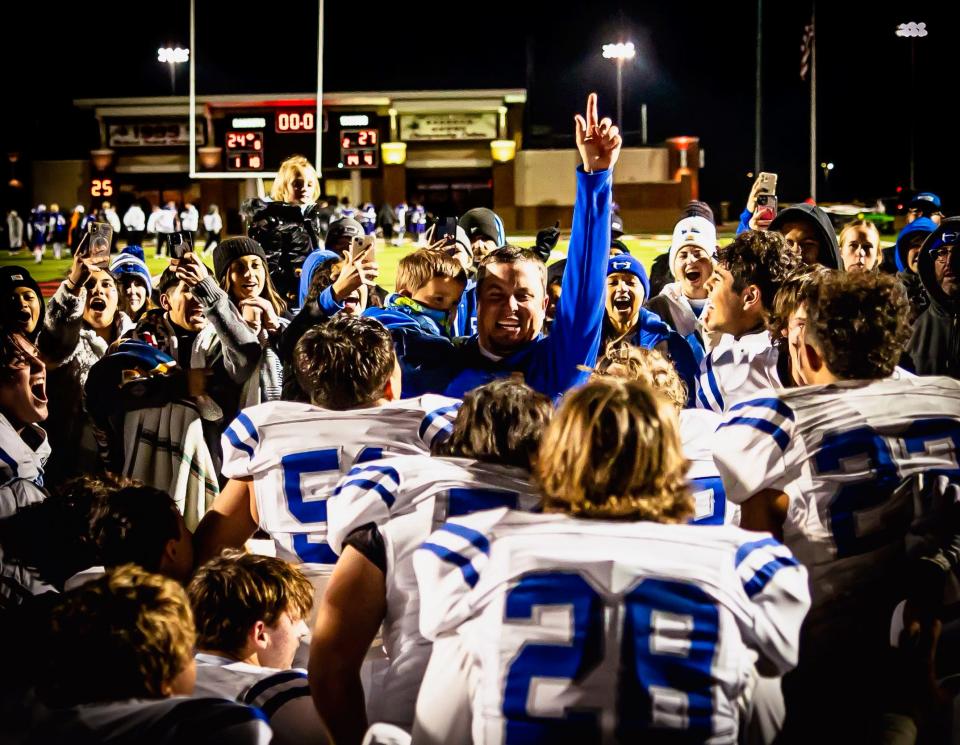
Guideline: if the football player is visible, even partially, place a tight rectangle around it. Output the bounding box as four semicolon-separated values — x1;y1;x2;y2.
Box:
712;271;960;739
310;379;551;744
696;230;799;413
35;565;272;744
189;551;330;745
592;345;736;525
193;315;460;596
412;378;809;744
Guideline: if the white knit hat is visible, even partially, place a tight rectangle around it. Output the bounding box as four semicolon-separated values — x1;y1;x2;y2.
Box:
669;216;717;277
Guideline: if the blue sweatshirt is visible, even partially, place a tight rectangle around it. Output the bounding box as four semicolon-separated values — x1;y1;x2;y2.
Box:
438;167;612;399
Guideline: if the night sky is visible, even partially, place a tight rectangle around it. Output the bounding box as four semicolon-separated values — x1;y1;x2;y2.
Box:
3;1;958;214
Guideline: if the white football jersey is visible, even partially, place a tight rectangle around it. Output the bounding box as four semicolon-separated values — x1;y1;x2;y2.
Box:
695;331;781;414
194;654;328;745
680;408;738;526
31;696;272;744
413;509;809;745
220;396;460;570
327;455;540;729
711;376;960;627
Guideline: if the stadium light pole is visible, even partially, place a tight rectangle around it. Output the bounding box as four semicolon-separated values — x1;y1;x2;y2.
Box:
158;47;189;94
602;42;636;130
896;21;928;191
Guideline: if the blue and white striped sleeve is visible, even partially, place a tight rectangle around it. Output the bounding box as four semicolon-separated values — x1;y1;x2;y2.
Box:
733;535;810;675
220;410;263;479
241;670;327;743
695;350;725;413
414;512;500;641
327;461;402;556
712;396;796;504
418;396;462;450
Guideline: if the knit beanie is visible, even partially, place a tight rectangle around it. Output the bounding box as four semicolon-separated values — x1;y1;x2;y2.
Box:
213;237;268;282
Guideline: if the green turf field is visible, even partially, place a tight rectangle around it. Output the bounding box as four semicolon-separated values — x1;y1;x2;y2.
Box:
0;236;675;294
0;232;897;295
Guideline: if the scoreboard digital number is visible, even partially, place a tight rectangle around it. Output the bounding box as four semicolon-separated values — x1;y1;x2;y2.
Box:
275;109;316;133
90;177;114;198
225;130;264;171
340;128;379;169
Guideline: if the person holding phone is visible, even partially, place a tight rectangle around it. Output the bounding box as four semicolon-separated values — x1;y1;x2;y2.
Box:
213;237;291;405
38;233;135;488
117;249;262;480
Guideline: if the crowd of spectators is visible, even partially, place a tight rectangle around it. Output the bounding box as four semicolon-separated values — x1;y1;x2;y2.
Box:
0;92;958;745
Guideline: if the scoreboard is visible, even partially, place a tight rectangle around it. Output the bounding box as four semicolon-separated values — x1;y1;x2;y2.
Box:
339;128;379;169
207;106;383;173
225;131;264;171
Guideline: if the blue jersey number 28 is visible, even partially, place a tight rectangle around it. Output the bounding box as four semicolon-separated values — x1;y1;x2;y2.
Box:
502;571;719;743
817;419;960;559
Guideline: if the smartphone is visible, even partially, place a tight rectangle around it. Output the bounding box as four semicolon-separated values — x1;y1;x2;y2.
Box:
435;217;459;243
755;194;779;222
86;222;112;269
349;234;376;262
169;231;193;260
757;172;778;196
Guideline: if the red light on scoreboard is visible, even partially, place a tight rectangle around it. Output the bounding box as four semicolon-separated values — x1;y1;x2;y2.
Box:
275;110;316;133
340;128;378;148
90;177;114;198
226;131;263;152
226;153;264;171
340;128;380;169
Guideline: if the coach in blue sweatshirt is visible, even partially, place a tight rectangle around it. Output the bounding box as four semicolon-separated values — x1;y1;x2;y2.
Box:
422;94;618;400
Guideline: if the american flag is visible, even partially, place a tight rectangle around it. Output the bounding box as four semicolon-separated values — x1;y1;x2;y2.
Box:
800;20;814;80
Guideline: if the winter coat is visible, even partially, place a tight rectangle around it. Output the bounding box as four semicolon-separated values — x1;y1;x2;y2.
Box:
908;218;960;377
39;282;134;487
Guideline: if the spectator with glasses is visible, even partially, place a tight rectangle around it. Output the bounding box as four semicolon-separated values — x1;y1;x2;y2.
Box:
908;219;960;377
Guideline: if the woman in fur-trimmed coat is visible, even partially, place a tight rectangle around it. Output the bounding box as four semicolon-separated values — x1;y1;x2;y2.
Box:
39;250;133;488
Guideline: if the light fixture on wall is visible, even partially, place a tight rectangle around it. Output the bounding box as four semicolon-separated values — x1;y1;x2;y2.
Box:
490;140;516;163
382;142;407;165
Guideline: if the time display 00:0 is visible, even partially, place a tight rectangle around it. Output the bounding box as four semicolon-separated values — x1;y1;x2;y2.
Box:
276;111;315;133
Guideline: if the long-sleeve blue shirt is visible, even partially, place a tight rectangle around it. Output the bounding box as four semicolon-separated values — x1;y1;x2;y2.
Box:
438;166;612;399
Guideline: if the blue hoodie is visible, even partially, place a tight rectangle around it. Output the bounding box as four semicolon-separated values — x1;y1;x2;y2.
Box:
895;217;937;273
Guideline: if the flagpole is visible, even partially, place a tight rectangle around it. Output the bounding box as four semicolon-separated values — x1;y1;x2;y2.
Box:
755;0;763;173
810;2;817;201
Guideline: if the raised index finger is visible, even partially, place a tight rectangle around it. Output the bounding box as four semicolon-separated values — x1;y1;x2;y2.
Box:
586;92;598;131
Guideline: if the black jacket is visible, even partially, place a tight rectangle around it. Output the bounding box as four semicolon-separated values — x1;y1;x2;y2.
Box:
908;219;960;377
769;204;842;269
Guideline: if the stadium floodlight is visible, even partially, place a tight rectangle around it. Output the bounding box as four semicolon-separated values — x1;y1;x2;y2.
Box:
602;42;636;131
158;47;190;63
158;47;189;93
602;42;636;60
895;22;928;38
895;22;927;189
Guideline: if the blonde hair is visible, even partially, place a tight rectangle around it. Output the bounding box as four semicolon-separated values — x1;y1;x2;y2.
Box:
593;345;687;413
396;249;467;295
270;155;319;204
188;550;313;656
536;378;692;523
838;219;880;249
46;565;195;706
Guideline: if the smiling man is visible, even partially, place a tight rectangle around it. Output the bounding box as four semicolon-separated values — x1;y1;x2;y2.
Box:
696;230;799;413
430;93;620;400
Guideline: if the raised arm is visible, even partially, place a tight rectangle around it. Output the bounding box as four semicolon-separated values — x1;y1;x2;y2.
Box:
532;93;621;398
